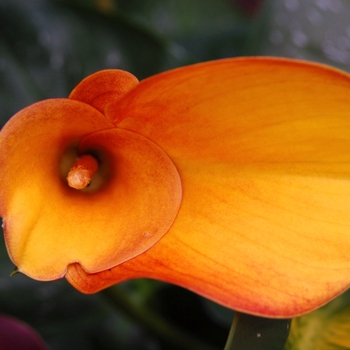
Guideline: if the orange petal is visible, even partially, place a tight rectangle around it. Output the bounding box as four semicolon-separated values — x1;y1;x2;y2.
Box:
75;128;181;270
68;57;350;317
69;69;139;114
0;99;181;280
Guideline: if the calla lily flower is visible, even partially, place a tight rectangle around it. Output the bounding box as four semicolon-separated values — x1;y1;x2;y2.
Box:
1;57;350;318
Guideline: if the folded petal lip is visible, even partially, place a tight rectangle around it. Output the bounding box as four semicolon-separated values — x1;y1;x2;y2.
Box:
69;69;139;115
73;127;182;273
0;99;182;281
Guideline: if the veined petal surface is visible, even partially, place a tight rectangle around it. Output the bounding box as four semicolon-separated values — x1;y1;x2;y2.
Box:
68;58;350;317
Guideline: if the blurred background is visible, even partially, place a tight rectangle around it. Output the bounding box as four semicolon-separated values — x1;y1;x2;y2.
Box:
0;1;350;349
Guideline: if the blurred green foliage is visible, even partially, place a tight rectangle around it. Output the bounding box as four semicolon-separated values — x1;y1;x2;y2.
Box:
1;0;350;349
285;290;350;350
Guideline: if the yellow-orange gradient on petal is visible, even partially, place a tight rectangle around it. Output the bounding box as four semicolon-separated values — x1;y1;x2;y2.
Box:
1;57;350;317
0;99;181;280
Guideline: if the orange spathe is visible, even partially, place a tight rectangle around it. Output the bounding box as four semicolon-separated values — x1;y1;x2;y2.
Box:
1;57;350;317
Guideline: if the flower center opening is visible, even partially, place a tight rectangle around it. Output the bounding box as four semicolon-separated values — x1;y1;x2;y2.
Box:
67;154;99;190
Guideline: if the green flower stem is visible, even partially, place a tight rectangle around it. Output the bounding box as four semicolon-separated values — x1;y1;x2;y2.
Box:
224;312;291;350
224;312;239;350
101;286;219;350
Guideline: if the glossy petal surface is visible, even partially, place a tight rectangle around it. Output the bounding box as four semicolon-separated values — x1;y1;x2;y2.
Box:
0;99;181;279
67;58;350;317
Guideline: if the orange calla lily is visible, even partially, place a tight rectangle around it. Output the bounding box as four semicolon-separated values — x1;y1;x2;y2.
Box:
1;57;350;318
